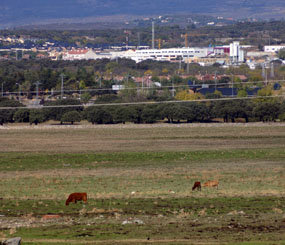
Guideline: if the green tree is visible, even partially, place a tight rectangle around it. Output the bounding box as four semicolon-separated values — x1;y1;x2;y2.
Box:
213;101;238;122
85;107;113;124
205;90;222;99
279;100;285;121
29;109;45;125
253;102;280;122
128;106;144;124
61;111;81;124
118;81;139;103
0;98;23;125
43;99;83;123
14;109;30;123
141;105;160;123
278;48;285;60
160;104;184;123
255;85;275;103
81;92;92;104
235;101;253;123
183;103;210;122
111;106;132;124
237;89;248;98
175;90;205;101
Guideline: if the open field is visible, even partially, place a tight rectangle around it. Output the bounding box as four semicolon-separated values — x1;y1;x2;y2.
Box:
1;122;285;153
0;123;285;244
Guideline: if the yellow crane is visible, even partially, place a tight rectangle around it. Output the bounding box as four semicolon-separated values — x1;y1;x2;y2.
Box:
183;33;208;47
155;39;162;49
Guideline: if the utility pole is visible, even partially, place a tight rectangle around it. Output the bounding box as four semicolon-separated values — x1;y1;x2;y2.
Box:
19;84;21;101
126;73;129;86
179;57;182;71
34;81;41;101
76;81;81;99
270;62;274;78
16;83;21;101
152;21;155;49
265;68;268;85
214;71;217;90
262;63;265;78
137;32;141;48
1;82;5;97
231;74;234;97
186;55;190;74
60;73;65;99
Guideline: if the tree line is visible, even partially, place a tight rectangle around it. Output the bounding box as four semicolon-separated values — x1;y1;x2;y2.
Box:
1;97;284;125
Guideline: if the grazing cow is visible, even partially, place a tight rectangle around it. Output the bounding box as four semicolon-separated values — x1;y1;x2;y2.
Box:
192;181;201;191
65;192;87;206
202;180;219;189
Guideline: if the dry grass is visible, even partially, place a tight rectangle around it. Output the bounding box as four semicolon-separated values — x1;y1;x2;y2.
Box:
0;122;285;153
0;123;284;199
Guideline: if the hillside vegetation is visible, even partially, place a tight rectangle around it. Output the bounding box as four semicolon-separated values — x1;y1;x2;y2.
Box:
1;0;285;27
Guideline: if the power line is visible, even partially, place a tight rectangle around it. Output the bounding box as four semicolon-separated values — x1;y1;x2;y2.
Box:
60;73;65;99
3;80;285;96
0;95;284;110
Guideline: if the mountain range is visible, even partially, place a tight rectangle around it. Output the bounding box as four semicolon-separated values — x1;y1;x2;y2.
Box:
1;0;285;28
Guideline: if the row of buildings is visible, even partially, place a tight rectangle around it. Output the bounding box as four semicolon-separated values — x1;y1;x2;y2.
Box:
59;42;285;69
60;42;244;64
1;34;285;69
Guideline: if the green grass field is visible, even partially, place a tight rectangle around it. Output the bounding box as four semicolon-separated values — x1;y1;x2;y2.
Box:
0;123;285;244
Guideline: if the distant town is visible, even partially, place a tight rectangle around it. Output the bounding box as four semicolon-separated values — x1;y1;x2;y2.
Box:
0;19;285;113
1;19;285;69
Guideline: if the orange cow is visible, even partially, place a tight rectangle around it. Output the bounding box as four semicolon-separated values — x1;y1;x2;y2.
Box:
65;193;87;206
192;181;201;191
202;180;219;189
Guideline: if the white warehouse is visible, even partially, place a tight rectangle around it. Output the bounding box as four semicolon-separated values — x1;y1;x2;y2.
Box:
264;45;285;53
111;47;214;63
62;49;112;61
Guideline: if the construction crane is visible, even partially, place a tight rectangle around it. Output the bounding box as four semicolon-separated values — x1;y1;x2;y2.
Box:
182;33;208;47
124;30;131;46
155;39;162;49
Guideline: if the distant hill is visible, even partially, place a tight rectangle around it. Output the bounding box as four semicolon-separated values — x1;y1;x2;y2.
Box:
1;0;285;28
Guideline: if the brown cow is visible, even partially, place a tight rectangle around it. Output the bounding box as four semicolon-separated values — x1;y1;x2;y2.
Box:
192;181;201;191
65;193;87;206
202;180;219;189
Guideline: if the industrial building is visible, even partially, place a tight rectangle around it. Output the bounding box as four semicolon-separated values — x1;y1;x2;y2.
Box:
62;49;111;61
111;47;214;63
229;41;245;65
264;45;285;53
60;42;247;66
